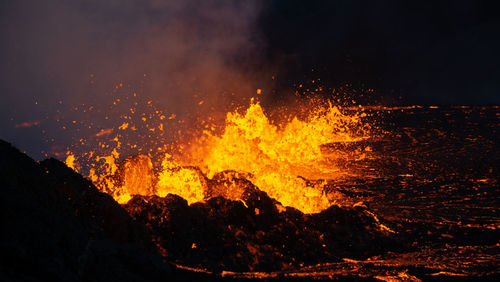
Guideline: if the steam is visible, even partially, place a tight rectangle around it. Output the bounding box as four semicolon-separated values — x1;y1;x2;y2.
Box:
0;0;266;158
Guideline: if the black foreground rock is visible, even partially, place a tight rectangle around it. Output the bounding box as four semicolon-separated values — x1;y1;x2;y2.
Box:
0;140;209;281
0;139;399;281
123;173;398;273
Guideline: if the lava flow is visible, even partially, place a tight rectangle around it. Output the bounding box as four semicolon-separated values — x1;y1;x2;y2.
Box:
66;98;371;214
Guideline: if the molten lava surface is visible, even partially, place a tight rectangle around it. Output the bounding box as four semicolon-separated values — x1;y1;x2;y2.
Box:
65;103;499;279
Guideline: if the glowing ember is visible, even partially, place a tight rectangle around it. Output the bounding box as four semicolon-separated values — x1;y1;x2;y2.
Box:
66;98;370;213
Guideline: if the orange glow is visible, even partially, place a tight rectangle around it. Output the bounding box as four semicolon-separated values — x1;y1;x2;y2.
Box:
14;120;40;128
183;99;367;213
157;154;207;204
65;153;76;170
95;128;113;137
66;98;370;213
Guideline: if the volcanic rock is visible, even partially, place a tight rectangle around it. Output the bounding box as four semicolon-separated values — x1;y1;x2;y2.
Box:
0;139;400;280
124;186;398;273
0;140;172;281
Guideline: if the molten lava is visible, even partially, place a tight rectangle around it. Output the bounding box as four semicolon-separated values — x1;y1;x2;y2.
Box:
66;98;370;213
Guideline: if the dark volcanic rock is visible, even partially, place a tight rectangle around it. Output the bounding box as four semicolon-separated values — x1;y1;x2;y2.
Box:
39;157;153;247
0;140;172;281
124;186;398;273
307;205;396;257
0;138;400;280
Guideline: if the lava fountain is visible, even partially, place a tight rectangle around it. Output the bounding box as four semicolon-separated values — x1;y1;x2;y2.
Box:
66;98;371;214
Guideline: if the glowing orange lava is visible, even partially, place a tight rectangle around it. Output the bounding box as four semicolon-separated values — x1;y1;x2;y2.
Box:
66;98;370;214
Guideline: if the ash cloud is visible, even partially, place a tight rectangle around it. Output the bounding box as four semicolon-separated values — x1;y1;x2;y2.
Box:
0;0;266;158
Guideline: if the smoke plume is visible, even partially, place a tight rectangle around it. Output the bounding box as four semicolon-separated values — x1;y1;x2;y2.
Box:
0;0;266;158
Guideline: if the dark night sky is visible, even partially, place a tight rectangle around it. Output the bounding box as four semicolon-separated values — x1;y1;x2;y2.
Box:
259;0;500;105
1;0;499;158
